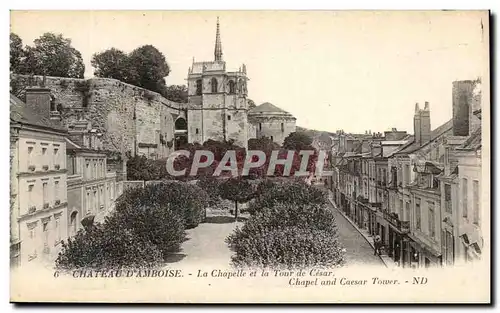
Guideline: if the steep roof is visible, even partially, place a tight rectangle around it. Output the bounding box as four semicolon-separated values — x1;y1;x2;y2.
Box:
457;127;481;151
249;102;289;114
394;119;453;155
10;94;67;132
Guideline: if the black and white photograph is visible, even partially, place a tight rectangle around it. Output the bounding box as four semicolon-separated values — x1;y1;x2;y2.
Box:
8;10;490;303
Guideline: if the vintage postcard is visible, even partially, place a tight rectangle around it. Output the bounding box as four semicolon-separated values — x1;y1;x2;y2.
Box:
9;10;490;303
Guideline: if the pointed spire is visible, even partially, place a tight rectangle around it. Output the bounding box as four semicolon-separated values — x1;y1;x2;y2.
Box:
415;102;420;113
214;17;223;61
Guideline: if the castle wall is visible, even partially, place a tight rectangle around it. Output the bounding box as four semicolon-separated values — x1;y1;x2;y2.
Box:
11;75;185;159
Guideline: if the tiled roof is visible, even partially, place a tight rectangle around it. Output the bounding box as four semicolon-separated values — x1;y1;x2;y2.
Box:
10;94;67;132
457;127;481;151
394;119;453;155
249;102;289;114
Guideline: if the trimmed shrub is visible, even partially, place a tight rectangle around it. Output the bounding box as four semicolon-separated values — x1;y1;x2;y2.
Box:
226;203;345;269
196;177;222;207
115;182;208;228
55;222;163;270
249;178;327;214
107;202;186;256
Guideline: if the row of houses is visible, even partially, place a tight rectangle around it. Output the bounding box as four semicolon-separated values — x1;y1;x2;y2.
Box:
10;87;126;267
328;79;484;268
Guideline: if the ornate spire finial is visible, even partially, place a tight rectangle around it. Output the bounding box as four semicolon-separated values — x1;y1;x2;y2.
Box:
214;17;223;61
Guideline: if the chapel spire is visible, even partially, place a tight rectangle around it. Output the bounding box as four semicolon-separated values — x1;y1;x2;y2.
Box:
214;17;223;61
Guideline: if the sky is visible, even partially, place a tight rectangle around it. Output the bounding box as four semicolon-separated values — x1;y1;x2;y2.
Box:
10;10;488;134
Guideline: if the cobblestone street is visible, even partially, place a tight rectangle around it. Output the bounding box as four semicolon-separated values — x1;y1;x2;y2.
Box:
328;204;386;267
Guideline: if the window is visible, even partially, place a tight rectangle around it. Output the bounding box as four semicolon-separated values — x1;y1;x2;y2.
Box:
228;80;235;94
271;136;274;142
196;128;199;135
281;123;284;132
93;190;97;211
473;180;479;225
211;78;218;93
399;199;403;217
70;212;78;237
259;123;262;131
416;198;421;230
404;164;410;185
227;115;231;121
86;191;90;213
195;79;202;95
43;221;49;248
54;148;59;165
27;146;33;167
42;182;48;206
42;147;47;155
54;181;59;202
445;184;452;213
428;201;435;238
28;184;34;211
462;178;468;219
54;217;61;244
27;222;38;258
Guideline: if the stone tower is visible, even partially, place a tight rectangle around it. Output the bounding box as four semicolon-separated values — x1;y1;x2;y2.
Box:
186;17;250;148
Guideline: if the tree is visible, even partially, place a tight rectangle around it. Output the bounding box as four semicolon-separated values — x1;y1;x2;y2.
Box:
127;45;170;95
91;48;130;82
218;178;256;220
283;131;314;151
10;33;24;73
165;85;188;103
19;32;85;78
248;99;256;109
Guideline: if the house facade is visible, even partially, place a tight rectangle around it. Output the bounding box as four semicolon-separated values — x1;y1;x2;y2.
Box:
10;90;68;266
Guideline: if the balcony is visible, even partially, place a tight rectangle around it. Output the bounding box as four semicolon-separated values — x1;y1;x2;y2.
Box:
42;165;49;171
357;195;369;203
28;165;36;172
43;203;49;209
54;164;60;170
383;211;410;234
55;199;61;206
28;206;36;214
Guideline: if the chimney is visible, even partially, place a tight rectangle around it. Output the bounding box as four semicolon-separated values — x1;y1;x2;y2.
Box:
420;101;431;144
413;102;421;145
452;80;475;136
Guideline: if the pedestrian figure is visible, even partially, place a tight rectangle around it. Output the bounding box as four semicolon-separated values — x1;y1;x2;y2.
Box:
374;235;382;256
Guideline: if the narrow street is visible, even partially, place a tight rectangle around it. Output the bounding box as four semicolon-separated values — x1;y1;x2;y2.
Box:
328;204;385;267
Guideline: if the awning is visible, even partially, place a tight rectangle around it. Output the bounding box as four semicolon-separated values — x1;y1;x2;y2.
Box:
408;233;442;257
459;224;483;254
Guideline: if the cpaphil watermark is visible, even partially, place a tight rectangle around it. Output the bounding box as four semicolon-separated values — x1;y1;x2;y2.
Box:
165;149;333;178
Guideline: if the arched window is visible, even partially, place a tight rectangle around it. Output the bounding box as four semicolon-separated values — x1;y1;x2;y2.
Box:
228;80;235;94
195;79;202;95
211;78;218;93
